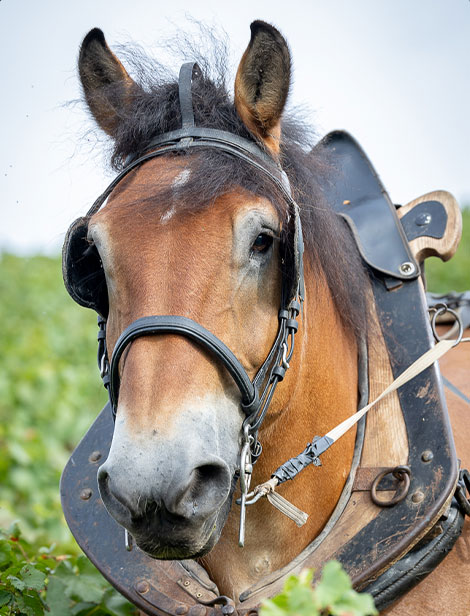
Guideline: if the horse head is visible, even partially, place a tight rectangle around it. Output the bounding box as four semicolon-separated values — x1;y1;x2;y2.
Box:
69;21;369;591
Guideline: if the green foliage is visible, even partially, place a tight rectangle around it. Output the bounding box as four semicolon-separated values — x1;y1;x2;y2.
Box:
0;254;137;614
260;563;377;616
0;523;137;615
425;206;470;292
0;253;106;547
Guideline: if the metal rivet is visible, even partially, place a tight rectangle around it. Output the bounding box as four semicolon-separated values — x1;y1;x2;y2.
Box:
416;212;432;226
88;451;102;463
79;488;92;500
411;490;425;504
135;580;149;594
196;593;203;598
421;450;434;462
183;580;191;587
399;261;416;276
176;607;189;615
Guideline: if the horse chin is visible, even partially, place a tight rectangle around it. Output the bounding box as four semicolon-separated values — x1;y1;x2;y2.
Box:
132;486;234;560
133;505;229;560
135;529;218;560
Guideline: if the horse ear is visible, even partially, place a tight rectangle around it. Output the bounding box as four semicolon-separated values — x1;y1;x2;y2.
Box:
78;28;138;137
235;21;291;156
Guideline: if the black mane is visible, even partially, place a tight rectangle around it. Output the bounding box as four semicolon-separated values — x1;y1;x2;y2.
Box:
85;37;370;341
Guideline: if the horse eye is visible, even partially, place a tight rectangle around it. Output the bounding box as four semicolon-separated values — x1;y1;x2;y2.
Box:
251;233;273;254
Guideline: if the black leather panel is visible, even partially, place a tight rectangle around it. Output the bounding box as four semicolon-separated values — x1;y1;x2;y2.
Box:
317;131;419;280
400;200;448;242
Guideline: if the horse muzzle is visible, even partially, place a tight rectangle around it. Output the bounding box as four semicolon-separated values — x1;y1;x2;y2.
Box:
97;452;234;558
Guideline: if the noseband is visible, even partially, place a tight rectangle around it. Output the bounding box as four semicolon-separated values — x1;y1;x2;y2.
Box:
64;62;305;521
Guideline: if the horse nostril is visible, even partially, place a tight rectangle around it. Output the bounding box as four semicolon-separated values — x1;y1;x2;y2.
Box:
97;465;108;483
97;464;134;525
97;465;112;498
195;464;227;486
190;463;231;506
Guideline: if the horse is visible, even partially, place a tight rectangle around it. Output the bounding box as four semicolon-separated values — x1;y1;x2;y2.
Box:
64;21;470;615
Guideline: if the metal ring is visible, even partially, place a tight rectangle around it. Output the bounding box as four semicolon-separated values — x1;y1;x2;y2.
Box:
370;465;411;507
430;305;464;346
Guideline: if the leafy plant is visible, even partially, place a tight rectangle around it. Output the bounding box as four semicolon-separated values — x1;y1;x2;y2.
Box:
0;523;137;616
260;563;377;616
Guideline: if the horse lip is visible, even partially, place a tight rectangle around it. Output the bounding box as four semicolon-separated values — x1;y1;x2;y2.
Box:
132;513;220;560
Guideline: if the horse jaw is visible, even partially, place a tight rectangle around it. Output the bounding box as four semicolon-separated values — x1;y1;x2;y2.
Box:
200;262;359;598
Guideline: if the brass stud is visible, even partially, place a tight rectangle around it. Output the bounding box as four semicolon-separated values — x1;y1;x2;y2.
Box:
135;580;149;594
88;451;102;463
399;261;416;276
411;490;425;504
421;450;434;462
79;488;92;500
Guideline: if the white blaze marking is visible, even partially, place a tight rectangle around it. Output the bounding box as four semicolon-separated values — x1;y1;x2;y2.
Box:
172;168;191;188
160;169;192;223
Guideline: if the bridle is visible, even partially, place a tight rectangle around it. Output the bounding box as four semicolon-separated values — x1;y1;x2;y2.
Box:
61;53;470;604
63;62;306;543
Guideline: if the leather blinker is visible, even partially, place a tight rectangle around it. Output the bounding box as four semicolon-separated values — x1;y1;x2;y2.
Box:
62;216;108;317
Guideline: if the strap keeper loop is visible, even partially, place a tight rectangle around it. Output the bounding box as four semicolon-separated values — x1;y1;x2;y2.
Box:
289;299;301;315
286;318;298;332
241;391;260;417
272;365;286;381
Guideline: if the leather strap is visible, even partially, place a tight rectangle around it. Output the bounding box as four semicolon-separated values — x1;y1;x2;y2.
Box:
84;128;304;305
109;315;259;416
178;62;198;128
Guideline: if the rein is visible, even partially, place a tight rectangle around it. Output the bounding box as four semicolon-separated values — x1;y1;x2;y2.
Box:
247;325;470;524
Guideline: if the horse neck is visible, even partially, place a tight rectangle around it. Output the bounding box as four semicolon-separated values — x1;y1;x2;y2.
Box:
201;261;359;597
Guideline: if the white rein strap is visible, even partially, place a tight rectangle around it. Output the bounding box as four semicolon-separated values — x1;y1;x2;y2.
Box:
327;338;455;443
249;337;466;526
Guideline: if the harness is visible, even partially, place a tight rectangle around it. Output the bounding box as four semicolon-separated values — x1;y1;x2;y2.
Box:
61;65;470;614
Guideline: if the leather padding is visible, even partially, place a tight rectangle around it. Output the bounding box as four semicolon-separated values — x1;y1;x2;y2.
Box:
363;500;465;610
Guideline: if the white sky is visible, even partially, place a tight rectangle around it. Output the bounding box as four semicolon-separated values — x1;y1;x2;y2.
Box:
1;0;469;254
